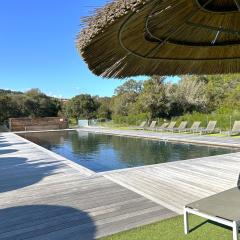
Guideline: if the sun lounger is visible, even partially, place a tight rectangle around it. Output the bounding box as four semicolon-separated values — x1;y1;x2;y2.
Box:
180;121;201;133
228;121;240;136
156;122;169;131
159;121;176;132
184;174;240;240
172;121;188;133
197;121;219;135
146;121;157;130
136;121;148;130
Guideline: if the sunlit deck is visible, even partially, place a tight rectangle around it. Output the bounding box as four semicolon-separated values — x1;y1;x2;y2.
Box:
83;128;240;213
0;132;175;240
1;129;240;239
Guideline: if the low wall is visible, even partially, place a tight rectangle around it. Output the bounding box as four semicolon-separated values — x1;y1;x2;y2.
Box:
9;117;68;132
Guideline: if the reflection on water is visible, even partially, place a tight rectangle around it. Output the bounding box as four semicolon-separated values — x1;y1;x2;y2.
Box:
19;130;237;172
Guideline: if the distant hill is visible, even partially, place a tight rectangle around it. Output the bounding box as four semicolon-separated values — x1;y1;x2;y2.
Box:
0;89;23;95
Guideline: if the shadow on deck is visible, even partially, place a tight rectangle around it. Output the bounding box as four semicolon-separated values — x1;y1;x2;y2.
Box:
0;156;66;193
0;205;96;240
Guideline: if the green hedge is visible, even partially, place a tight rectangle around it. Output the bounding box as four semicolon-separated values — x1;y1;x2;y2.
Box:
112;113;148;126
110;110;240;131
171;111;240;131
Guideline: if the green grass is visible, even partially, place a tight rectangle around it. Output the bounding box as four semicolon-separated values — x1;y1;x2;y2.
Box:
205;133;226;137
101;215;234;240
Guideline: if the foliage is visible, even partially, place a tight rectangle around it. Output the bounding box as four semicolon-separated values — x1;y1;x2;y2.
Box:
111;79;143;116
110;75;210;123
219;83;240;110
0;94;19;123
23;89;61;117
172;111;240;131
114;79;143;95
136;76;170;119
2;73;240;127
66;94;97;120
173;76;207;113
112;113;148;126
203;74;240;112
0;88;61;124
95;97;112;119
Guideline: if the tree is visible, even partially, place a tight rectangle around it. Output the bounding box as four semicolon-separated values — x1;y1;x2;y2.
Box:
69;94;97;121
220;83;240;110
137;76;169;119
205;74;240;112
0;94;15;123
0;88;61;124
114;79;143;95
112;79;143;116
173;76;207;114
95;97;112;119
23;89;61;117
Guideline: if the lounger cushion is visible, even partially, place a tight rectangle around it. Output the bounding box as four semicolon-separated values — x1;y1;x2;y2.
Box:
187;187;240;221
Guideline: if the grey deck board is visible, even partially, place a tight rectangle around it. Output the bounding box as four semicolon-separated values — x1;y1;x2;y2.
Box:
77;128;240;214
103;153;240;213
0;133;175;240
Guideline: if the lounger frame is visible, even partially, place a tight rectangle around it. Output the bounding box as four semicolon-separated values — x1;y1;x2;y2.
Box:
171;121;188;133
146;121;157;130
162;122;177;132
184;206;239;240
137;121;147;130
228;121;240;136
180;121;201;133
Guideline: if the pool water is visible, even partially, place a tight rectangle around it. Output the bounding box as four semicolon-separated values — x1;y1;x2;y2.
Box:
19;130;237;172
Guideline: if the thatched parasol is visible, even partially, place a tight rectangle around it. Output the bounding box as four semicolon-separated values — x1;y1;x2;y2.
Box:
77;0;240;78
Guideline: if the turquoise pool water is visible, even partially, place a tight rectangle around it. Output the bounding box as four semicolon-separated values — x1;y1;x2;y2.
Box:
19;130;237;172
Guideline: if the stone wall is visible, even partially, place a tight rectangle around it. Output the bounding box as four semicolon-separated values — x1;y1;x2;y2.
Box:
9;117;68;131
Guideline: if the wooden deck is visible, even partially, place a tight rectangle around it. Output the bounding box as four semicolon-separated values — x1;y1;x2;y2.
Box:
2;128;240;239
0;133;175;240
81;128;240;214
103;152;240;214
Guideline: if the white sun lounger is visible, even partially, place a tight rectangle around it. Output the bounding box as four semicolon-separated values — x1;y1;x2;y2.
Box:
184;174;240;240
161;121;176;132
180;121;201;133
171;121;188;133
228;121;240;136
136;121;148;130
197;121;219;135
156;122;169;131
145;121;157;130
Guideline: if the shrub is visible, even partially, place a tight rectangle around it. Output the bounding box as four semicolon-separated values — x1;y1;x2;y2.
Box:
172;112;240;131
112;113;148;126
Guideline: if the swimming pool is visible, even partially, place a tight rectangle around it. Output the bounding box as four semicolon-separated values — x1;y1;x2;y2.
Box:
19;130;237;172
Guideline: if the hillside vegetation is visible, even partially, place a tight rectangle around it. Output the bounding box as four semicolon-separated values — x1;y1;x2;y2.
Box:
1;74;240;130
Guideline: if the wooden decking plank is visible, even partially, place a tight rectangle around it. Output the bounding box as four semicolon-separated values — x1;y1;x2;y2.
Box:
0;200;160;238
0;132;175;239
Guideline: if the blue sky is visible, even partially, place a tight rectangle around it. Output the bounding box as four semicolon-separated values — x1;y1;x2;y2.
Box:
0;0;179;98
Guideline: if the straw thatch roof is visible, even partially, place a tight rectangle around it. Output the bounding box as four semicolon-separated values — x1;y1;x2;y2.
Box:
77;0;240;78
